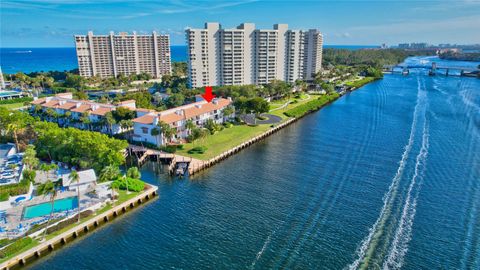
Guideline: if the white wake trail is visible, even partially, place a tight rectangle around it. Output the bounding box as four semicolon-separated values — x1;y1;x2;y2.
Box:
382;120;429;270
347;77;426;270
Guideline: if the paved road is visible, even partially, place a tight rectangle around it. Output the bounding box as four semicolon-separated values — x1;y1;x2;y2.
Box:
241;113;282;125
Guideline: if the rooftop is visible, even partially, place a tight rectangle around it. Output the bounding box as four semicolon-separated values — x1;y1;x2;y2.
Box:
132;97;231;125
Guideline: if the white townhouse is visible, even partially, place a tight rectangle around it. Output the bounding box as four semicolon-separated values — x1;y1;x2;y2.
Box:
30;93;136;134
132;97;233;146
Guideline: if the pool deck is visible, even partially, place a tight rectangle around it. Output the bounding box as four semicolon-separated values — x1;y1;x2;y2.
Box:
0;184;158;270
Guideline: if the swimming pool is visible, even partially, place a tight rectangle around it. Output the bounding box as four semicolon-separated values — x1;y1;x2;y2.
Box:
23;197;78;220
0;91;22;97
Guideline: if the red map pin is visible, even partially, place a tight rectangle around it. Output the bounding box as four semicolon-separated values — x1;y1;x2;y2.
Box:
202;86;215;103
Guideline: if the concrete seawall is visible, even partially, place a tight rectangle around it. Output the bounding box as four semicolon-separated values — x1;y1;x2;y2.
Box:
0;185;158;270
188;97;339;175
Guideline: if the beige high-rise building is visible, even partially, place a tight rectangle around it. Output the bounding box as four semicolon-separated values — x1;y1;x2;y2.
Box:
186;23;323;88
74;31;171;78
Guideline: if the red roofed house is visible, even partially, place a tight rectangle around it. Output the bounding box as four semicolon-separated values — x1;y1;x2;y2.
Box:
132;97;233;146
30;93;137;134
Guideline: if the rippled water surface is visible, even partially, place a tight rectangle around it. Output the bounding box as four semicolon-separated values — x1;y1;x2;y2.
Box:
28;57;480;270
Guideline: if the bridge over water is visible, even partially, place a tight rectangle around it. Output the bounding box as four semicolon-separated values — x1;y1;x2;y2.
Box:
384;62;479;77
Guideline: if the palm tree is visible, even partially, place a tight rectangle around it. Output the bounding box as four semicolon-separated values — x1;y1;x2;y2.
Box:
126;166;141;179
40;163;58;182
103;112;116;135
222;106;235;121
80;112;91;130
99;165;120;182
23;145;39;170
123;174;129;194
6;118;24;152
185;119;195;136
150;127;161;146
119;120;134;139
158;121;175;145
41;179;60;241
99;165;120;199
69;170;81;223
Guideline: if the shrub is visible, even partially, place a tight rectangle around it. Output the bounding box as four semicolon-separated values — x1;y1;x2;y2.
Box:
188;146;207;154
0;237;33;258
0;181;30;202
0;97;33;105
111;177;145;192
160;145;177;153
223;122;233;128
345;77;377;89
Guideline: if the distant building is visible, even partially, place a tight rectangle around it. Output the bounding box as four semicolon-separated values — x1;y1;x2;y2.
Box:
0;66;5;90
132;97;233;146
398;43;410;49
186;22;323;88
410;43;429;49
74;31;172;78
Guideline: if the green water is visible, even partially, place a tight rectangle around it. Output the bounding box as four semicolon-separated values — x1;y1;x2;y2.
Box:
23;197;78;219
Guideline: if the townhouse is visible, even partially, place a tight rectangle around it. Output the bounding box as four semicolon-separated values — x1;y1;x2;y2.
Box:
30;93;136;134
132;97;233;146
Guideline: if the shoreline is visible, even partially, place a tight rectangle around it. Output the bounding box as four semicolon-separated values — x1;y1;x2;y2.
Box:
136;93;346;176
189;95;342;175
0;184;158;270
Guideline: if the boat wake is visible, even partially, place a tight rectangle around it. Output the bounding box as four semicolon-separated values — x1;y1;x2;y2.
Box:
347;77;428;270
382;119;429;269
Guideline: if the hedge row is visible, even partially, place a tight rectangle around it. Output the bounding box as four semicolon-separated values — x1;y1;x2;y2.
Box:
345;77;377;89
284;93;340;118
0;97;33;105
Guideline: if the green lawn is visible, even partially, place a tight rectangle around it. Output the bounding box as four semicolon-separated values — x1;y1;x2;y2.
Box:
176;124;272;160
0;239;39;263
176;94;320;160
0;102;26;110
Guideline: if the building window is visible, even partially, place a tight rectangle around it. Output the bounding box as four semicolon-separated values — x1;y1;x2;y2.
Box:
142;127;148;134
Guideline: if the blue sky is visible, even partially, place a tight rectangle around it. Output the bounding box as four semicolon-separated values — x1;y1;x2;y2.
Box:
1;0;479;47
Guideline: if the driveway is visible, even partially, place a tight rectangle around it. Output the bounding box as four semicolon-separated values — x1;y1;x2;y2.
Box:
241;113;282;125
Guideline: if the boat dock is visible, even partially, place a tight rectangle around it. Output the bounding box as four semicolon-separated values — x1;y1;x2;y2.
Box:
128;117;301;177
0;185;158;270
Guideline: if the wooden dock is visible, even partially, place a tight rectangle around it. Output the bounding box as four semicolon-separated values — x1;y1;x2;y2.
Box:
0;185;158;270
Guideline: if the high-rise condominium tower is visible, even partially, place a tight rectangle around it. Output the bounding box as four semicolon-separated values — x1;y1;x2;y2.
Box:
185;23;323;88
74;31;171;78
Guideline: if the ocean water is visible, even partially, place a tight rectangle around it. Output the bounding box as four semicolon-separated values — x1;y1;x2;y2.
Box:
0;46;188;74
0;45;376;74
26;56;480;269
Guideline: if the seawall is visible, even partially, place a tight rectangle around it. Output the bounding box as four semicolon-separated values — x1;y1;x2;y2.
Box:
0;185;158;270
